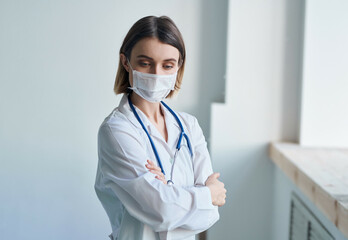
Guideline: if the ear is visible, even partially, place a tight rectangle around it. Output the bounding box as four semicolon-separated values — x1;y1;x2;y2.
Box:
120;53;130;72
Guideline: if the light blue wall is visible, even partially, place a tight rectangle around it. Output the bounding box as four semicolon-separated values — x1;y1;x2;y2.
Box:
0;0;227;239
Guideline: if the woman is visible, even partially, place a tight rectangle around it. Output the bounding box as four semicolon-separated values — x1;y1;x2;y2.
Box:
94;15;226;240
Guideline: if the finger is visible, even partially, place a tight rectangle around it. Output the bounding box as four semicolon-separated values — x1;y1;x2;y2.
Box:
155;175;166;181
145;163;160;170
146;164;162;172
145;163;152;169
150;169;165;178
147;159;156;166
210;172;220;179
218;199;226;207
146;161;162;172
155;175;167;184
146;160;153;167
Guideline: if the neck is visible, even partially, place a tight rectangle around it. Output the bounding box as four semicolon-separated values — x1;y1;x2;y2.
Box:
130;93;163;123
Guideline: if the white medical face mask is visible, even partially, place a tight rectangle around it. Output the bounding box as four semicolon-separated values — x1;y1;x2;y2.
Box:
127;59;177;103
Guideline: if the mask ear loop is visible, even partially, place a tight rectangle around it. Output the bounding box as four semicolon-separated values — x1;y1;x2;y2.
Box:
126;58;136;92
126;58;134;71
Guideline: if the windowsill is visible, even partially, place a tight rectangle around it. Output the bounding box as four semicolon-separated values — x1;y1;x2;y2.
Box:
269;142;348;238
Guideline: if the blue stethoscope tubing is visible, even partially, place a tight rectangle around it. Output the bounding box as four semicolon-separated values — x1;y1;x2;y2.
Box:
127;94;193;184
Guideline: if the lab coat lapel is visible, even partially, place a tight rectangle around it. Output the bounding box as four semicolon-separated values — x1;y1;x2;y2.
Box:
160;102;181;153
118;93;181;155
160;102;180;130
118;93;148;131
118;94;168;143
145;106;171;145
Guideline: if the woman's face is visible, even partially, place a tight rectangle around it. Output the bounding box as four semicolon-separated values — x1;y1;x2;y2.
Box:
121;37;180;87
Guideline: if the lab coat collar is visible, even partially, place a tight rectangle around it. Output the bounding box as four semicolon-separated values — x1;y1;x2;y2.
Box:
118;93;180;133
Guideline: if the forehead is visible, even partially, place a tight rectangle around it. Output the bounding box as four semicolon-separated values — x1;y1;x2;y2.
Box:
131;37;179;61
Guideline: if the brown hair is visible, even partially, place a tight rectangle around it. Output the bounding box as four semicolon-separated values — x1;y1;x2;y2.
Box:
114;16;186;98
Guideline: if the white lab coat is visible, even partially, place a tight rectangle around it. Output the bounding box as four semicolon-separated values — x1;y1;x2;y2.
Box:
94;93;219;240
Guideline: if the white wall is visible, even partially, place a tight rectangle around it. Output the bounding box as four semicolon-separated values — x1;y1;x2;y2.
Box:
208;0;303;239
5;1;344;239
0;1;227;239
300;0;348;148
272;1;348;239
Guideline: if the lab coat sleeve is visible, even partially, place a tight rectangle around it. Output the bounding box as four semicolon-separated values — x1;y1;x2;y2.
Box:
190;116;215;186
96;121;219;233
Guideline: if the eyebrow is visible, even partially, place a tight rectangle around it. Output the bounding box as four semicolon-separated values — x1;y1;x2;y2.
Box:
136;55;177;62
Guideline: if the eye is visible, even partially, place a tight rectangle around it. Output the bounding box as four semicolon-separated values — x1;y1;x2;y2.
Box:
163;64;174;69
138;61;151;67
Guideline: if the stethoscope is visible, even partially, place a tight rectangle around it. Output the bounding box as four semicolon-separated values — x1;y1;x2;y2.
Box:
128;94;193;185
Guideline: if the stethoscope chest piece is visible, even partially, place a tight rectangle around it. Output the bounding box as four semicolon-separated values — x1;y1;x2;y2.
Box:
167;180;174;186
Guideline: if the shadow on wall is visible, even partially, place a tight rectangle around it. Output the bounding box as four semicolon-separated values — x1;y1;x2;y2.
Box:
210;143;275;240
280;0;305;142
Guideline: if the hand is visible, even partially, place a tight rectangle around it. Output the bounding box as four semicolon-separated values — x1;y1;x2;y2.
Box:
205;172;227;207
145;160;167;185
